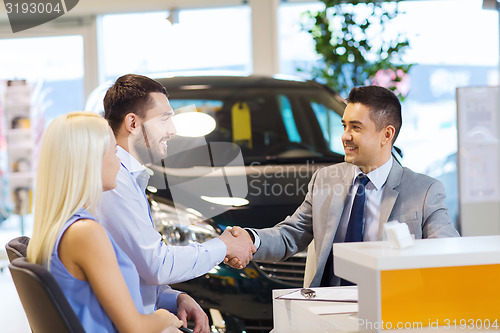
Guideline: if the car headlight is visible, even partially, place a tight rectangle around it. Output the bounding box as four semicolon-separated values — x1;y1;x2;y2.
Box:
150;199;220;245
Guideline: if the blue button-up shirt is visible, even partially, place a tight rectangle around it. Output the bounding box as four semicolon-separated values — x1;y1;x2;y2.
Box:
97;147;226;313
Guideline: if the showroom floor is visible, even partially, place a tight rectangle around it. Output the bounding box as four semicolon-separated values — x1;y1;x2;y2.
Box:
0;214;32;333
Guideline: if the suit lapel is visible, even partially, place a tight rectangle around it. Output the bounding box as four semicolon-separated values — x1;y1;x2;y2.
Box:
325;164;355;243
377;160;403;239
312;164;355;286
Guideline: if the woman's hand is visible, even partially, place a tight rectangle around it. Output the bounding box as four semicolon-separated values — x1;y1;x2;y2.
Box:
154;309;183;329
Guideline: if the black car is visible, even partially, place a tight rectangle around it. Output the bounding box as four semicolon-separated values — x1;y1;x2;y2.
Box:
143;75;347;333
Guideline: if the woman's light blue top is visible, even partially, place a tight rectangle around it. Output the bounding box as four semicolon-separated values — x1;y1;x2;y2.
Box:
50;208;144;332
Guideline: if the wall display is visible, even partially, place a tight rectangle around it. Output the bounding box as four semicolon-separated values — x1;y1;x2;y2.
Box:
4;80;34;218
456;86;500;236
0;81;12;223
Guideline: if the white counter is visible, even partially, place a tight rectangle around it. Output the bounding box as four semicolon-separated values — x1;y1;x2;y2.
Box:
333;236;500;332
272;286;499;333
333;235;500;270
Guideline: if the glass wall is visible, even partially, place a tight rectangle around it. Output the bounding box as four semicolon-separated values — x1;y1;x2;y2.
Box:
279;2;324;79
278;0;499;226
0;0;497;230
0;34;85;235
391;0;498;225
100;6;252;82
0;35;85;123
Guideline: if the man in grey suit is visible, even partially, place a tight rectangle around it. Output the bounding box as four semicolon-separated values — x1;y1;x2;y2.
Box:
230;85;459;286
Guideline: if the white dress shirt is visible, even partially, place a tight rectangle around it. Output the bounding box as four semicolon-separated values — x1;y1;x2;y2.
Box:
334;156;393;242
97;146;226;313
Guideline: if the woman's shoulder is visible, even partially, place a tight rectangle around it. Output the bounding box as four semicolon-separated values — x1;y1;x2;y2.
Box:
63;218;109;249
68;217;102;230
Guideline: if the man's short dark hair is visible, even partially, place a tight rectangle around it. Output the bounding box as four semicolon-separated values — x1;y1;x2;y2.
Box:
104;74;168;134
347;85;402;143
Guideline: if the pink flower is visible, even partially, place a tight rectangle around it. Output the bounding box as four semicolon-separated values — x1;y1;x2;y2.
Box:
370;68;410;98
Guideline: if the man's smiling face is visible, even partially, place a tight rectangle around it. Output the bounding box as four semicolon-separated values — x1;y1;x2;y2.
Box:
341;102;388;173
133;92;176;164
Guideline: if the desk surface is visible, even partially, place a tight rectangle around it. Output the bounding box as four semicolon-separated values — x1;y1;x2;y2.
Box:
333;235;500;270
272;287;499;333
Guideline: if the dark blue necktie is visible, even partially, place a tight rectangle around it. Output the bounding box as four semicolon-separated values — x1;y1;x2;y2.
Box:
321;173;370;287
345;174;370;242
339;173;369;286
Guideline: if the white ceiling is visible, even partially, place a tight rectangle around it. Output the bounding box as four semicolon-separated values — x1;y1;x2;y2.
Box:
0;0;244;25
66;0;243;16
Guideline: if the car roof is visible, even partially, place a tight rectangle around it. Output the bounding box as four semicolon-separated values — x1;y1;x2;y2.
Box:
154;75;332;92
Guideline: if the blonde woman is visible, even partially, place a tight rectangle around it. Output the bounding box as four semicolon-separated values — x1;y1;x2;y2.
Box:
27;112;183;333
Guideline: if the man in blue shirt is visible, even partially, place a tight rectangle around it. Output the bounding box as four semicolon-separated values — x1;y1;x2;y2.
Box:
97;74;256;333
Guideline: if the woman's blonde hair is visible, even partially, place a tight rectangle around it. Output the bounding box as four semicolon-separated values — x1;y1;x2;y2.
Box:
27;111;111;266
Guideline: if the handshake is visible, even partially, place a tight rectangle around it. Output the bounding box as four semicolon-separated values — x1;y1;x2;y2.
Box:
218;226;257;269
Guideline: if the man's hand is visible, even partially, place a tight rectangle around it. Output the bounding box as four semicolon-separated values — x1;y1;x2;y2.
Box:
218;226;256;269
176;293;209;333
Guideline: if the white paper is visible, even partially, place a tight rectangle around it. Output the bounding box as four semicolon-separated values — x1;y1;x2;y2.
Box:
460;145;500;203
457;86;500;203
383;221;414;249
457;86;499;143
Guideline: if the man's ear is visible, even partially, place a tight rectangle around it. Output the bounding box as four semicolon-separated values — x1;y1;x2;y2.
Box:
123;113;140;134
381;125;396;146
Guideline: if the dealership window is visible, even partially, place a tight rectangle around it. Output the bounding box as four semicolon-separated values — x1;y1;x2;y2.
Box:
0;34;85;237
100;7;252;81
278;0;499;227
0;35;85;123
278;2;324;78
311;100;344;155
279;0;498;170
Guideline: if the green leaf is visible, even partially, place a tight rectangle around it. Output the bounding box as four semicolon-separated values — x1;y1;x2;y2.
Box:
303;0;413;100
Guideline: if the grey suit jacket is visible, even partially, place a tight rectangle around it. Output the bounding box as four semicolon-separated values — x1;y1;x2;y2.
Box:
253;160;460;287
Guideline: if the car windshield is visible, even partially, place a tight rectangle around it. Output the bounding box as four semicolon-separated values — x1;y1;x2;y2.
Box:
166;84;346;166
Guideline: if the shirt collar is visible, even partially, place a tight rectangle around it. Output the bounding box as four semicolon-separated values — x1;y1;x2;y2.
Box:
116;146;151;191
116;146;145;174
354;156;393;190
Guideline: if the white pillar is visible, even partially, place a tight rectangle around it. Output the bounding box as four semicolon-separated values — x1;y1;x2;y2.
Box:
249;0;280;76
82;16;100;101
